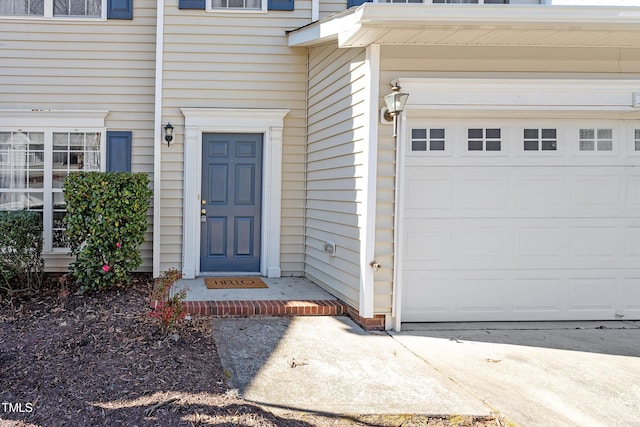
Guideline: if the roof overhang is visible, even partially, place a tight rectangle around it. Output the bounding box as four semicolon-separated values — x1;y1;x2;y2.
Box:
287;4;640;48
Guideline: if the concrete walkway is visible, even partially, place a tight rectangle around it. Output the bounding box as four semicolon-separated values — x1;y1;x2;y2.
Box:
211;317;640;426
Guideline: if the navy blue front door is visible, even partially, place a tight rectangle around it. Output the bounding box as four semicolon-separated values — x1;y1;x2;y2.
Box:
201;133;262;272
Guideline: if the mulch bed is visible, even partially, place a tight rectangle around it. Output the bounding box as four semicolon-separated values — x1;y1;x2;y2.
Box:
0;274;501;427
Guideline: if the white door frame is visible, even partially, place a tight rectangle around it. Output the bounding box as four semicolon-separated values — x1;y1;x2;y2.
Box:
181;108;289;279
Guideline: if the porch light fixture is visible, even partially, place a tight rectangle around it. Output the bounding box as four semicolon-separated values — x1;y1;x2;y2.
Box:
383;83;409;138
164;122;174;146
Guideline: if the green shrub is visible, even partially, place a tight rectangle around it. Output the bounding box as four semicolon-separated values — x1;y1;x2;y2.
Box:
64;172;152;292
0;210;44;295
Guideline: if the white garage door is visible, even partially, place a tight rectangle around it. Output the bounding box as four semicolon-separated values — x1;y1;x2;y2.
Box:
401;118;640;322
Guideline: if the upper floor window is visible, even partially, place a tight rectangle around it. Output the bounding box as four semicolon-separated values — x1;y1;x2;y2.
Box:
55;0;102;16
179;0;291;12
1;0;106;18
210;0;262;10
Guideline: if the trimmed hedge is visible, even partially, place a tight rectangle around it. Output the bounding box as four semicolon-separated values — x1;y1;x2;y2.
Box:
64;172;152;292
0;210;44;294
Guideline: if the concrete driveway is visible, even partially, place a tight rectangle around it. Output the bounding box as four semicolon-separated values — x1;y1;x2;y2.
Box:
212;317;640;426
392;321;640;427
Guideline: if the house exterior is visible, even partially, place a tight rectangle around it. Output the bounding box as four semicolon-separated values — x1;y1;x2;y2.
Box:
2;0;639;329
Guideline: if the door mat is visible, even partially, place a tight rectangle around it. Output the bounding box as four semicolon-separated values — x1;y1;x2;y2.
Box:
205;277;268;289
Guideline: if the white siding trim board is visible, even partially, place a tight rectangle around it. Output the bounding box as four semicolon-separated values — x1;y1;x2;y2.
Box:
153;0;166;278
359;44;380;319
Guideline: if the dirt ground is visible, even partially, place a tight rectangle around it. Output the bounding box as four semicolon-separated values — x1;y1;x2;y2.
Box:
0;274;503;427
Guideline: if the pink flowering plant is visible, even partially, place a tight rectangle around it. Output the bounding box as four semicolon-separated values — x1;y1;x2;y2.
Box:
149;268;188;333
63;172;152;292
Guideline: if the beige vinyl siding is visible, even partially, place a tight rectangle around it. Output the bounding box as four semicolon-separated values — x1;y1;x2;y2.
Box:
0;1;157;272
373;43;640;316
159;0;312;275
319;0;346;20
305;44;367;308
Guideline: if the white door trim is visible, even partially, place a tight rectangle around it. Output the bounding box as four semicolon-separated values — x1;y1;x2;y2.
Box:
180;108;289;279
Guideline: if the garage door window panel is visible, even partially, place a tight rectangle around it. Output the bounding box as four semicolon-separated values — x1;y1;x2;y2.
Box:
411;128;446;153
524;128;557;151
467;128;501;152
579;128;613;152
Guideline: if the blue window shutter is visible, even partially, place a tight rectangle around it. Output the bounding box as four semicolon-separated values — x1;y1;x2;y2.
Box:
106;131;132;172
107;0;133;19
347;0;370;7
179;0;206;9
268;0;294;11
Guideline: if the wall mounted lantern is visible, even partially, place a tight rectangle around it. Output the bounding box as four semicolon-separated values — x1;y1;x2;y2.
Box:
164;122;174;146
383;83;409;138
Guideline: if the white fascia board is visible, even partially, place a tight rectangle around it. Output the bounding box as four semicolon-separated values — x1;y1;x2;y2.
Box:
288;4;640;47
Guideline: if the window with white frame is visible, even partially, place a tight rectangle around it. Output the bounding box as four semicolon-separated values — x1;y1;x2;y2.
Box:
0;0;104;18
209;0;263;10
634;129;640;152
0;125;104;252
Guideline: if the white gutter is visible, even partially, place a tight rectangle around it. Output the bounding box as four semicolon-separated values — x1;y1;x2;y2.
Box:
152;0;165;278
288;4;640;47
352;4;640;26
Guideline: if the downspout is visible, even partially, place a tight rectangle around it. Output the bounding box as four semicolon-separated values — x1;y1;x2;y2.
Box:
391;79;405;332
152;0;165;278
303;49;310;278
302;0;316;277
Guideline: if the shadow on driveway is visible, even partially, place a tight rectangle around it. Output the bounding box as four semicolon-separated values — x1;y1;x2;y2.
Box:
398;320;640;357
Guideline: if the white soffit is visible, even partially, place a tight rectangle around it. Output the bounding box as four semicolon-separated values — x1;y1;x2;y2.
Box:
287;4;640;48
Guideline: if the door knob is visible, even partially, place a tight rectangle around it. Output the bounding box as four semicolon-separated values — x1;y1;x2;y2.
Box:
201;209;207;215
201;200;206;205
